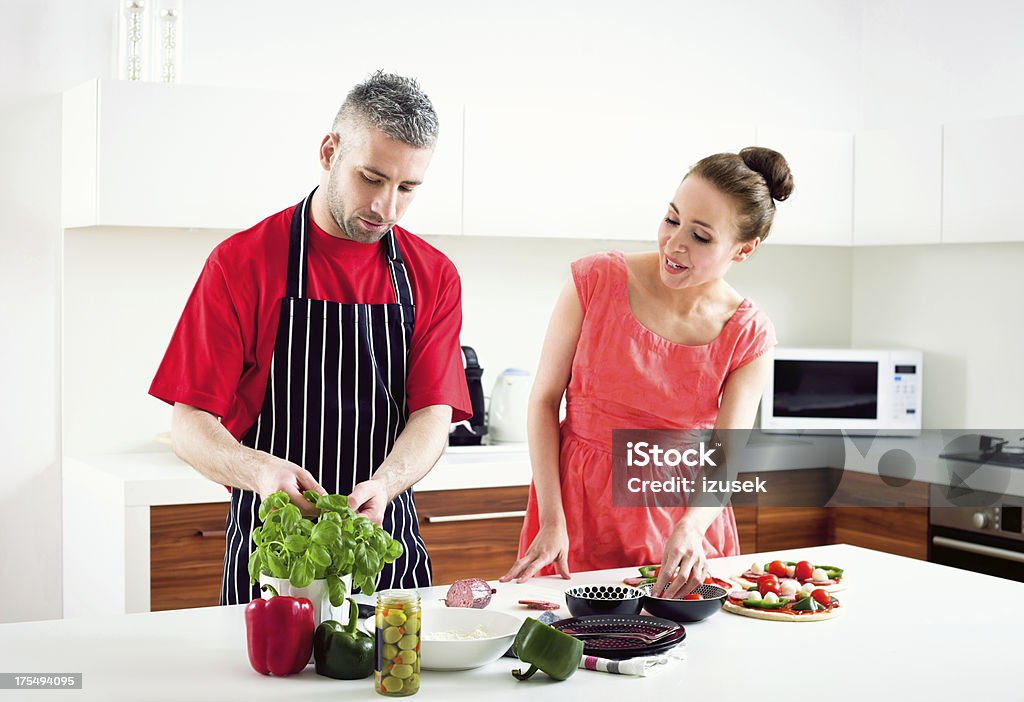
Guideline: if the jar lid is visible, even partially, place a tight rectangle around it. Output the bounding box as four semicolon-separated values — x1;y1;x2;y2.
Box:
377;588;420;604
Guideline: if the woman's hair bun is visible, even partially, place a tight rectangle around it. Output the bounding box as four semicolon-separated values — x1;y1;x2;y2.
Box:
739;146;794;202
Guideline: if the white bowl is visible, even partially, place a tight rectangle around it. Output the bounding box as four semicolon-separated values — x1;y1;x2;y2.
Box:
364;607;523;671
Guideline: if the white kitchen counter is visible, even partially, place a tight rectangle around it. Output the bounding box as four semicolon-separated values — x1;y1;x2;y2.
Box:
5;545;1020;701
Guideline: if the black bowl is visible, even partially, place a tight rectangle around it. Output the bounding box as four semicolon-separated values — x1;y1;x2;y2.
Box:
564;584;645;618
640;583;728;623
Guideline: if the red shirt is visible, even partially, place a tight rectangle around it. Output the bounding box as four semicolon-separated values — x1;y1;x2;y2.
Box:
150;204;472;440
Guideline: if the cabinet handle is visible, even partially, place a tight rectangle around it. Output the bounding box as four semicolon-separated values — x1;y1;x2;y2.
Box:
425;510;527;524
931;536;1024;564
196;529;226;538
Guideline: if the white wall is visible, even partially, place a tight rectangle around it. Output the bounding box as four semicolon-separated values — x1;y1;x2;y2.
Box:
63;231;854;454
851;244;1024;428
0;96;63;623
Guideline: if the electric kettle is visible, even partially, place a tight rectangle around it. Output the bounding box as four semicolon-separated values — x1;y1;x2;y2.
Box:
488;368;531;444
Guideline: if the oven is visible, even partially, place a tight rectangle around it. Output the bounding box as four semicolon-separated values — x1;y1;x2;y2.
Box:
929;484;1024;582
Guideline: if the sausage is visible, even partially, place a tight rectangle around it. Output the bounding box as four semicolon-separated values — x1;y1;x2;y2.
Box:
444;578;497;608
518;599;561;610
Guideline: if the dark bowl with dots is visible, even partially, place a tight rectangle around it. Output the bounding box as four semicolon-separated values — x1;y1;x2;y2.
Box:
640;583;728;623
564;584;646;618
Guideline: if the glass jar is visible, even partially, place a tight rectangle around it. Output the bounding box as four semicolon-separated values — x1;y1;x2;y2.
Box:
375;590;420;696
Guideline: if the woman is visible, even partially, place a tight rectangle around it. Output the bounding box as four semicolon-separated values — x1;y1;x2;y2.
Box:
500;147;793;598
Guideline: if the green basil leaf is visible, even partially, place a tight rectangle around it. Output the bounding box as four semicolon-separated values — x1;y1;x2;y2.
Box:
247;551;262;583
284;534;309;553
308;543;331;568
326;574;347;606
280;505;301;533
290;557;315;589
386;539;404;560
266;550;288;578
311;520;341;545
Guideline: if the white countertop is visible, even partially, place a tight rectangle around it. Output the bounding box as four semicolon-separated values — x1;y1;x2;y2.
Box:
4;545;1020;701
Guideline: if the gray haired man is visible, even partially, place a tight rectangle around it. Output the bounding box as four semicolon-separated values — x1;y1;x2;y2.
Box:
150;71;472;602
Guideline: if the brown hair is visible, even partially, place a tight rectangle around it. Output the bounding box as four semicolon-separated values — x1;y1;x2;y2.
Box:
687;147;794;243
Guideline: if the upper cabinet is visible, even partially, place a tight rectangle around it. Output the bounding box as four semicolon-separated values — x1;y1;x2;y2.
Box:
755;127;854;246
942;115;1024;244
462;103;755;240
853;126;942;246
60;80;463;235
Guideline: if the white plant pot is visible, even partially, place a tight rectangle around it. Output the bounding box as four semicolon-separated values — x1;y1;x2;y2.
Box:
257;573;354;627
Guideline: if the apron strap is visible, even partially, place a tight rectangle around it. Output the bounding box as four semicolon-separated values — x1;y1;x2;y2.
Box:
287;188;415;309
286;189;316;300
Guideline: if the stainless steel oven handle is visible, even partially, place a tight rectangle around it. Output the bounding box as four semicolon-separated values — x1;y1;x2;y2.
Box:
932;536;1024;564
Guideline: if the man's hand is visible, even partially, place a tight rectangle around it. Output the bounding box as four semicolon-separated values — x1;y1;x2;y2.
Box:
349;479;389;525
251;452;327;516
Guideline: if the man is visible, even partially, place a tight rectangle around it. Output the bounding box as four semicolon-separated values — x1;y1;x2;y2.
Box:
150;71;471;604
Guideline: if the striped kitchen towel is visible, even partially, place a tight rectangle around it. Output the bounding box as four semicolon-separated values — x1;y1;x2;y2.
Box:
579;642;687;676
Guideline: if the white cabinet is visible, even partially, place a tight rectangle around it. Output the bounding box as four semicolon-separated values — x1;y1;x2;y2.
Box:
853;126;942;246
463;103;754;240
942;115;1024;244
60;80;463;235
755;127;853;246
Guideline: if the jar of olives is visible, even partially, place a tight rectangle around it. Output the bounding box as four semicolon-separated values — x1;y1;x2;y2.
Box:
375;589;421;696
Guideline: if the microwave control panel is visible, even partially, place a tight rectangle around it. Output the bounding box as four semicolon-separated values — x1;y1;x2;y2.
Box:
890;354;922;422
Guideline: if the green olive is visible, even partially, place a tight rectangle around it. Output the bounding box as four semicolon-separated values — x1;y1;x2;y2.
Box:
384;610;407;627
391;663;413;680
397;634;418;650
396;649;416;665
381;643;398;661
406;673;420;692
381;675;403;693
414;657;420;674
382;626;402;644
406;615;420;633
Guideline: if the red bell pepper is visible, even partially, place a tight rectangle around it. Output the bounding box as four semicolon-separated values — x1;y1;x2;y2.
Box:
244;584;315;676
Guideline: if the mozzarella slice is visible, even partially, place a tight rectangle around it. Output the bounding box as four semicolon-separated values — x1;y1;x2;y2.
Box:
750;562;764;575
786;565;796;578
764;591;779;604
801;582;816;594
811;567;829;582
780;580;799;597
746;590;761;601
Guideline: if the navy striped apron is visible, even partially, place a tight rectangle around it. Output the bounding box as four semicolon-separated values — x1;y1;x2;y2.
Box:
220;189;432;605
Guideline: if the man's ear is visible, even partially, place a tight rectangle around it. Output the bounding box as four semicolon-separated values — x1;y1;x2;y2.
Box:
319;133;338;171
733;237;760;262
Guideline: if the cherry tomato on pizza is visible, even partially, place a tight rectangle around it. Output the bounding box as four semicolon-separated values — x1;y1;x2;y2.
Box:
757;574;781;597
767;560;789;578
794;560;815;581
811;588;832;607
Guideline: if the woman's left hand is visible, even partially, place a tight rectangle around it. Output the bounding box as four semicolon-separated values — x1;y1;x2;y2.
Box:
653;519;710;599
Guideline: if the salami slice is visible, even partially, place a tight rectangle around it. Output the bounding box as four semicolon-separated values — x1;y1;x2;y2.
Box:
518;599;561;610
444;578;497;608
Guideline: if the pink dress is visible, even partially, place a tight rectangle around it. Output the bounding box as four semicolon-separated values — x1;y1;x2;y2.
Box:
517;251;777;574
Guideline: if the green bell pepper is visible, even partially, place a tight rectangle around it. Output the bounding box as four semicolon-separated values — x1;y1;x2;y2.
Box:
790;596;827;612
511;618;583;682
741;597;791;610
313;597;374;680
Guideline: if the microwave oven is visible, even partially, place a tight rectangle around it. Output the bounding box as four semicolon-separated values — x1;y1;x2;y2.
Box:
759;348;923;436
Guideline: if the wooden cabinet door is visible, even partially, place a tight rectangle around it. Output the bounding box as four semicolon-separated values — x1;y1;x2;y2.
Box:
416;486;529;585
150;503;230;611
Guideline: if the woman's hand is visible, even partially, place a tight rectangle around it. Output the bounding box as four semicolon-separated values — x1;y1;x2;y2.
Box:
653;519;710;599
499;524;572;583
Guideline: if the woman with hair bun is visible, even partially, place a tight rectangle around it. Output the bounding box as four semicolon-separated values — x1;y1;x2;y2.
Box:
500;147;793;597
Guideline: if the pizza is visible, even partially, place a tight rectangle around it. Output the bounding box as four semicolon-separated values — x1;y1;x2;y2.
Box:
623;565;734;591
723;583;842;622
735;559;845;593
